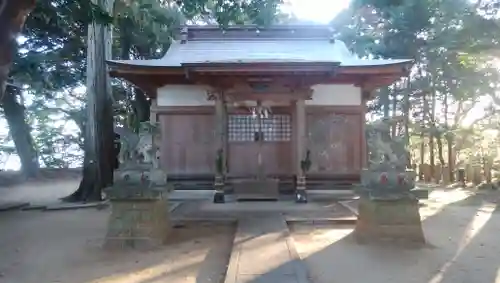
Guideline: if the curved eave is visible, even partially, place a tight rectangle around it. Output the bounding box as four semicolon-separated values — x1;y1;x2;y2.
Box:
107;60;184;75
108;59;412;76
341;62;412;74
107;59;413;99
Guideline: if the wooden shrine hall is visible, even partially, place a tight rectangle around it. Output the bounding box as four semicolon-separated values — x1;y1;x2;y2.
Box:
107;25;412;203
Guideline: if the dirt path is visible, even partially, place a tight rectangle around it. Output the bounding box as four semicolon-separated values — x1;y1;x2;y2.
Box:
0;209;235;283
0;178;80;205
290;190;500;283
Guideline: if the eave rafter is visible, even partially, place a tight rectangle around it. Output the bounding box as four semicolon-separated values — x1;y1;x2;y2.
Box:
107;61;412;100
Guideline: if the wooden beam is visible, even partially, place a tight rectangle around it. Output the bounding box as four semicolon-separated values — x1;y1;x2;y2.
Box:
182;61;340;74
208;92;313;102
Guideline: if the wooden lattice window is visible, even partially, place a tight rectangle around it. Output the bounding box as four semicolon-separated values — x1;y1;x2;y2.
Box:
228;114;291;142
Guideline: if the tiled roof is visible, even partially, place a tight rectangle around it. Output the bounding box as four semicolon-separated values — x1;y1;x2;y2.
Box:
108;39;412;68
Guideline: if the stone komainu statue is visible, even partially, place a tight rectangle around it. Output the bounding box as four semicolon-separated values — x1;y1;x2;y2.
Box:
365;117;409;171
360;117;415;198
114;122;160;168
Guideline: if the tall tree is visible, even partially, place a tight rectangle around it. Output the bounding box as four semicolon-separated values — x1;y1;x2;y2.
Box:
334;0;500;181
0;0;35;97
0;0;37;176
63;0;115;201
1;83;39;177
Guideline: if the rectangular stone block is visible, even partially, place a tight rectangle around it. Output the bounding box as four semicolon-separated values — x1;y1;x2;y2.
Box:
355;197;425;245
104;198;171;250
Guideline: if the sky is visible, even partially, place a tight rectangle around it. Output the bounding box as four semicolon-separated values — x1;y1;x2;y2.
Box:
286;0;351;23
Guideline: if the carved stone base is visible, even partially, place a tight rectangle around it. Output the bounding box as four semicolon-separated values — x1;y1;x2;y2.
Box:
354;197;425;246
295;189;308;203
104;188;171;250
213;191;225;203
114;165;168;189
295;175;307;203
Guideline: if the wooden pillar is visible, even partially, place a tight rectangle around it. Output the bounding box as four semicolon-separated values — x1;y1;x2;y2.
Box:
213;92;227;203
361;97;368;168
149;99;157;123
295;99;308;203
150;99;160;169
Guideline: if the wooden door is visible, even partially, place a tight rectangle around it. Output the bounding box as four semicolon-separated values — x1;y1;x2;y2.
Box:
228;113;292;177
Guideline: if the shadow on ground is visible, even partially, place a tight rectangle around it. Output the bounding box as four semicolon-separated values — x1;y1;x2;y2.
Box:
247;190;500;283
0;210;235;283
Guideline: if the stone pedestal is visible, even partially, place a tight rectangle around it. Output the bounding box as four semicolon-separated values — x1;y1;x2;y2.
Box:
104;186;171;250
354;197;425;246
213;175;225;203
295;175;308;203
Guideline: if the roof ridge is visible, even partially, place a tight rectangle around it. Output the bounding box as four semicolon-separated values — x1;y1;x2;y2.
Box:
179;25;334;42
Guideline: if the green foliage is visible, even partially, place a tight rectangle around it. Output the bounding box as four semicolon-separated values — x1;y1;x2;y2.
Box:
178;0;282;26
334;0;500;166
354;0;404;8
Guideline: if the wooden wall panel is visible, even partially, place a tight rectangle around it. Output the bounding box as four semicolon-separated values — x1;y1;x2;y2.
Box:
157;105;363;178
159;114;215;174
306;108;363;175
228;142;292;177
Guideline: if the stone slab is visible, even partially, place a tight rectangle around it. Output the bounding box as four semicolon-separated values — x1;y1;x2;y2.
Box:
201;200;339;212
44;202;106;211
237;274;299;283
236;194;279;201
285;217;357;225
225;215;311;283
22;204;48;211
169;201;181;212
0;202;30;212
412;188;429;199
168;190;215;200
338;200;359;215
307;190;357;201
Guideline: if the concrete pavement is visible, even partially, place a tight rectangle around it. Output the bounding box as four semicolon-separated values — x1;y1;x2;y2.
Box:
224;215;311;283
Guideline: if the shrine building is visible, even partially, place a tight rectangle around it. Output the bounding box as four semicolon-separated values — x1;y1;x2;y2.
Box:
107;25;412;202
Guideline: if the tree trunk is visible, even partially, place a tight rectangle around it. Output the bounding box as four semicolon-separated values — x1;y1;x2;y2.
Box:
419;94;427;181
443;90;454;182
133;87;150;122
391;91;397;137
382;87;390;118
447;134;454;182
0;0;35;100
0;1;36;176
429;87;436;180
436;133;445;165
63;0;115;202
1;86;39;177
119;17;132;60
119;22;150;126
403;77;410;168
